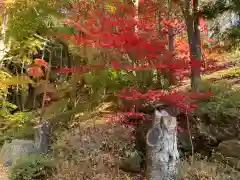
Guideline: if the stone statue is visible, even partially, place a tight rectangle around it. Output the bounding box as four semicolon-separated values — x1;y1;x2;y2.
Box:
146;103;180;180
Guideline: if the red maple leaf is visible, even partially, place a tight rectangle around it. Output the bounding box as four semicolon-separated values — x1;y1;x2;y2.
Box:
34;59;48;69
28;66;43;78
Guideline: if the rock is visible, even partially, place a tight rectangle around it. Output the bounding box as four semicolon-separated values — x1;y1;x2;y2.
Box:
210;152;225;162
0;139;39;167
195;113;240;144
119;151;142;173
210;152;240;170
218;140;240;158
225;157;240;170
210;125;239;142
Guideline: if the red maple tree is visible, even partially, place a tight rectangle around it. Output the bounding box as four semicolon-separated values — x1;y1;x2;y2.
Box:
58;0;213;125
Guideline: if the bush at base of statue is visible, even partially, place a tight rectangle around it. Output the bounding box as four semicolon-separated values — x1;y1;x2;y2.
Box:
10;154;55;180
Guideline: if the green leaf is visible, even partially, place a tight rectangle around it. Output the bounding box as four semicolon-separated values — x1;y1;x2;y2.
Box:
56;26;75;34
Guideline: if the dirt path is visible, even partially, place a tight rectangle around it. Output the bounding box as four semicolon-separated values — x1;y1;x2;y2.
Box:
0;164;9;180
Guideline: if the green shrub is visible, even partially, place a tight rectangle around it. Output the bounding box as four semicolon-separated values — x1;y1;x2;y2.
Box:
196;81;240;122
0;111;35;146
10;154;56;180
220;27;240;48
84;69;134;102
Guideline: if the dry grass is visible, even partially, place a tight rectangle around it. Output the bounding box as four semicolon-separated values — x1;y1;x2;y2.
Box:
203;67;240;80
202;67;240;89
48;102;143;180
178;156;240;180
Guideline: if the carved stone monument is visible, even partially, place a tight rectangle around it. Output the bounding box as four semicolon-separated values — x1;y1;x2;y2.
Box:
146;104;179;180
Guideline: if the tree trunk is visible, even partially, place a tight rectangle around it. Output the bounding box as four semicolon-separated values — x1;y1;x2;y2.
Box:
191;0;201;92
168;0;174;52
0;8;8;67
184;0;202;92
146;109;179;180
167;0;177;86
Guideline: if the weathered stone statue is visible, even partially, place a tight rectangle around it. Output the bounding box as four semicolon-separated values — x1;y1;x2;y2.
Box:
146;104;180;180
